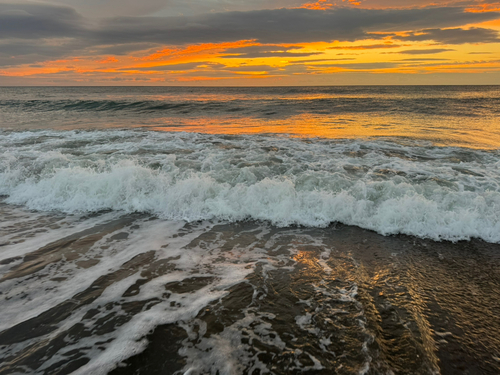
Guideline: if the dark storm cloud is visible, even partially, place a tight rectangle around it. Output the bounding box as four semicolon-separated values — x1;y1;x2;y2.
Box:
1;1;500;67
394;28;500;44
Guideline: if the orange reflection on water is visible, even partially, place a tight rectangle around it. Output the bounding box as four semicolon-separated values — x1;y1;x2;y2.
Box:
292;250;327;281
151;113;383;138
148;111;500;149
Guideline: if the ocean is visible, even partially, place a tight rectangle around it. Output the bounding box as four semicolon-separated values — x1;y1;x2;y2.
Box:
0;86;499;374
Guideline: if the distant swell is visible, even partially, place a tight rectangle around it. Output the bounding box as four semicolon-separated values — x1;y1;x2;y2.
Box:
1;130;500;243
2;96;499;117
0;100;196;113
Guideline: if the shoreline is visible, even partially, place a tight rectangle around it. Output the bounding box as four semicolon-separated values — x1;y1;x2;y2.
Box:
0;210;499;374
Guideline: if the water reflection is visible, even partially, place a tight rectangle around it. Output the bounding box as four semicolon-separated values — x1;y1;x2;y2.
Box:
150;112;500;149
1;86;499;149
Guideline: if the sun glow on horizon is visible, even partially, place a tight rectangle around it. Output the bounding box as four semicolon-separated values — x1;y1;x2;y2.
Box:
1;1;500;85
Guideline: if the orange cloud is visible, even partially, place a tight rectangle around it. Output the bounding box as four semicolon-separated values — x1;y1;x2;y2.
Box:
175;76;232;82
297;0;363;9
233;71;269;75
98;56;119;64
466;2;500;13
141;40;259;62
298;0;334;10
2;33;499;84
344;0;361;5
328;43;404;50
0;58;83;77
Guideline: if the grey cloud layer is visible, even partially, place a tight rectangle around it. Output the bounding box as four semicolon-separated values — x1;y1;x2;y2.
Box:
1;1;499;67
219;45;323;59
394;28;500;44
0;3;85;39
398;48;455;54
94;7;500;45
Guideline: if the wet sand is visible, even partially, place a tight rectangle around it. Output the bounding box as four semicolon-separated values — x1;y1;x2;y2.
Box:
0;208;499;374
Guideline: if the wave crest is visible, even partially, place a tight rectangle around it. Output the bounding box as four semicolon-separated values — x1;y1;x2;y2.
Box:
1;130;500;242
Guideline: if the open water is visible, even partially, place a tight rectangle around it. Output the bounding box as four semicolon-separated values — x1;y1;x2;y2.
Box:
0;86;499;374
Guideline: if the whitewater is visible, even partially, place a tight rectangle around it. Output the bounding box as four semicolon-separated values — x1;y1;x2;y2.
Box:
1;129;499;242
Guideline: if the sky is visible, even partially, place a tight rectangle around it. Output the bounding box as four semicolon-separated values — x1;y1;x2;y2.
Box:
1;0;500;85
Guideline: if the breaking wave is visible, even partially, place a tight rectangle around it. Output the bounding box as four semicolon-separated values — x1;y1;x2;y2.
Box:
1;129;500;242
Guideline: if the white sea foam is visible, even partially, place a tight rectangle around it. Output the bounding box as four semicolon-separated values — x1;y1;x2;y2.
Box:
0;216;375;374
1;130;500;242
0;208;121;263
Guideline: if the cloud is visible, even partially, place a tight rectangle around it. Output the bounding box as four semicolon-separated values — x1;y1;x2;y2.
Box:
94;43;160;56
50;0;309;18
397;58;451;61
289;58;357;63
398;48;455;54
228;64;281;72
400;59;500;68
327;43;402;49
298;0;335;11
0;1;499;68
305;62;397;69
395;27;500;44
51;0;169;18
92;7;500;45
219;45;324;58
0;2;85;39
123;62;218;71
124;61;282;76
2;3;499;46
0;38;87;67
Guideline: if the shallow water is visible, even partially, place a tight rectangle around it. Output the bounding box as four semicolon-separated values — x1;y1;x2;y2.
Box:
1;86;500;374
0;206;499;374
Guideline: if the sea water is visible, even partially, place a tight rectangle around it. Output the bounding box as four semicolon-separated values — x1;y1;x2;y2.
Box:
0;86;499;374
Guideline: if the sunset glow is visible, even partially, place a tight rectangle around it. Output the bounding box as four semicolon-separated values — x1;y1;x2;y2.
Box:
1;0;500;85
